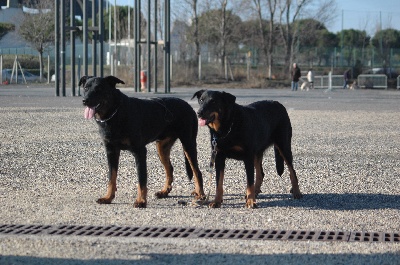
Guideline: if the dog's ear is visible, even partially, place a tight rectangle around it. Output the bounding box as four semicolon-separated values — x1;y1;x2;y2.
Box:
191;89;206;100
221;91;236;106
104;76;125;87
78;76;94;87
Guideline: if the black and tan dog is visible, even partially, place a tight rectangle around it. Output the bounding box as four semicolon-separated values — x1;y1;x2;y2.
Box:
79;75;205;208
192;90;302;208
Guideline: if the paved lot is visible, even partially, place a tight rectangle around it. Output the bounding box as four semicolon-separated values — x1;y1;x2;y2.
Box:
0;84;399;264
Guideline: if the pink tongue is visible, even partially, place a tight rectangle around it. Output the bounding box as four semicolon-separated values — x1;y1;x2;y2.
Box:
198;118;207;126
84;107;95;119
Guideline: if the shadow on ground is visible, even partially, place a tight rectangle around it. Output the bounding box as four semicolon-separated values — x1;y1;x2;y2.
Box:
256;193;400;210
1;252;398;265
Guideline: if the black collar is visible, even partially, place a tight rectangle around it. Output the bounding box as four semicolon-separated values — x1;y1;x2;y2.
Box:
95;97;122;123
212;121;234;141
95;107;119;123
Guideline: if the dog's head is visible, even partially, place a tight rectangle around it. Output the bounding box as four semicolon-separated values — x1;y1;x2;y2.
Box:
191;89;236;132
80;75;125;119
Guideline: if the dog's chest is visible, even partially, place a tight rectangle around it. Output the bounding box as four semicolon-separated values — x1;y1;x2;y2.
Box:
217;139;246;158
98;123;134;148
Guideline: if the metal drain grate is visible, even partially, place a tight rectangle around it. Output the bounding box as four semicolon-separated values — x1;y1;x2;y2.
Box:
349;231;400;243
198;229;352;242
0;224;399;243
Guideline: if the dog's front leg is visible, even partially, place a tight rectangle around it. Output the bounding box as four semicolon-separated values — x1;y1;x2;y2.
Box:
209;154;225;208
97;144;120;204
244;158;257;209
133;147;148;208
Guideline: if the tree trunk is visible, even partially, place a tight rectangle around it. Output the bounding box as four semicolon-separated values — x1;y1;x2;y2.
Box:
219;0;228;75
39;50;43;82
267;0;276;79
192;0;201;80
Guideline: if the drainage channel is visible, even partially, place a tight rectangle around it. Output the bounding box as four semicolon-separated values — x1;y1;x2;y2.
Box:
0;224;399;243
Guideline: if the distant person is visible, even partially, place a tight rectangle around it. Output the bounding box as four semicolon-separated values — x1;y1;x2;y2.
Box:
307;68;314;89
343;69;351;89
291;63;301;91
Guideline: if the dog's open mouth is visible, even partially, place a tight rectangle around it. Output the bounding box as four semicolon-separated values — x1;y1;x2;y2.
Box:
198;114;215;126
84;103;100;119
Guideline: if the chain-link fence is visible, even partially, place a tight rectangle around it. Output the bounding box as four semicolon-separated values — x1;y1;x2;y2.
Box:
1;44;399;87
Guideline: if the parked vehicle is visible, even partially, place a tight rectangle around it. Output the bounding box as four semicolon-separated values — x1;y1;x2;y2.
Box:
363;68;398;78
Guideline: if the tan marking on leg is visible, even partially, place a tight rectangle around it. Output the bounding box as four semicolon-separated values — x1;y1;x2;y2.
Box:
246;184;257;208
209;169;224;208
274;145;303;199
155;138;174;198
134;184;147;208
97;169;117;204
254;155;264;197
184;151;205;200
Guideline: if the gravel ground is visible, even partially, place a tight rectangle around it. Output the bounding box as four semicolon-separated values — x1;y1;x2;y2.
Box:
0;85;399;264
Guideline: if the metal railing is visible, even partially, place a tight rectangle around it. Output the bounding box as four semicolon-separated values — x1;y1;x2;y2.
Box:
397;76;400;90
357;74;387;89
313;75;344;89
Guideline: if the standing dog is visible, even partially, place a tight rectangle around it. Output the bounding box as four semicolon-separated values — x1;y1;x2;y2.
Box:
192;90;302;208
80;75;204;208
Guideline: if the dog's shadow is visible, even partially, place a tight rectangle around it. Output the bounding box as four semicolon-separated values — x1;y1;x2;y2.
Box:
255;193;400;210
110;193;400;211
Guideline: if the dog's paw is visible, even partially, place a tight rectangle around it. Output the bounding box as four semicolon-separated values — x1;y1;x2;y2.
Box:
155;186;172;199
191;191;206;201
292;192;303;199
246;199;258;209
96;196;114;204
155;190;169;199
133;200;147;208
290;188;303;199
208;201;222;208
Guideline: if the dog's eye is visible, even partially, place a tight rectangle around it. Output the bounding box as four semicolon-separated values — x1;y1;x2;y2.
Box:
199;99;204;104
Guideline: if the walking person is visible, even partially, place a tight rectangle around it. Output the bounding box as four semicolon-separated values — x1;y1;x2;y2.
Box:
343;69;351;89
307;68;314;90
291;63;301;91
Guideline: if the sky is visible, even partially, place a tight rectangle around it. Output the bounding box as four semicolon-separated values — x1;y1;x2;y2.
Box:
114;0;400;34
331;0;400;33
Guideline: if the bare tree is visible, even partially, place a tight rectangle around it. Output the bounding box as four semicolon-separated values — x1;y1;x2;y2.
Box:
18;0;55;81
180;0;201;65
176;0;201;79
277;0;308;77
199;0;230;71
218;0;228;71
266;0;278;79
252;0;277;79
277;0;337;77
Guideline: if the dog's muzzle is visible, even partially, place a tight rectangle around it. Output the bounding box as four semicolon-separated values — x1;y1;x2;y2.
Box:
83;103;100;120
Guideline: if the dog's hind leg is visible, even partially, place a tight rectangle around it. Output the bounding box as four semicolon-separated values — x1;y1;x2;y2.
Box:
274;146;285;176
155;137;176;199
97;146;120;204
182;145;205;200
184;152;205;200
179;119;205;200
274;143;302;199
254;153;265;198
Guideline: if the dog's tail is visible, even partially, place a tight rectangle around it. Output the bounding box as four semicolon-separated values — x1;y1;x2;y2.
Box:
274;146;285;176
184;155;194;180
